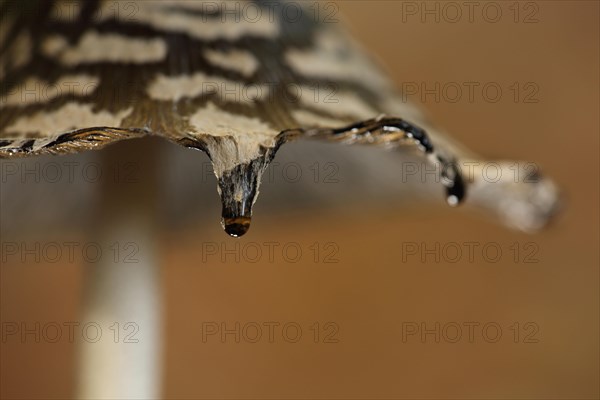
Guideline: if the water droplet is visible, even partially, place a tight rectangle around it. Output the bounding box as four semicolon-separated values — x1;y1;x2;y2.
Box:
222;216;251;237
447;195;459;206
443;160;465;206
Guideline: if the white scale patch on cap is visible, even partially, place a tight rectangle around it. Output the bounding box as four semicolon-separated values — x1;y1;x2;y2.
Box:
188;102;278;175
95;0;278;41
297;85;377;121
203;48;259;77
98;0;279;40
42;31;167;66
285;29;391;91
1;74;100;107
147;72;272;105
5;102;132;136
41;35;69;56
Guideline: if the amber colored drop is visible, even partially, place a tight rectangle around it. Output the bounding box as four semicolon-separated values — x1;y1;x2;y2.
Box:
222;216;251;238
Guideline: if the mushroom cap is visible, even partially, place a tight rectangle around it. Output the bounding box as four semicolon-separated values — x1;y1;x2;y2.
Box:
0;0;560;233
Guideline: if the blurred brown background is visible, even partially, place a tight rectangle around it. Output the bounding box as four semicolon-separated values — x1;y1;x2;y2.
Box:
1;1;599;399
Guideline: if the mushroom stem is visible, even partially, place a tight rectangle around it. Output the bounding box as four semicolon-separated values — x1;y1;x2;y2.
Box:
77;139;162;399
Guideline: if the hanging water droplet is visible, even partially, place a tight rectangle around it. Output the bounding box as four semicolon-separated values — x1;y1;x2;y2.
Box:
446;165;465;206
436;155;465;206
447;195;459;206
222;216;252;237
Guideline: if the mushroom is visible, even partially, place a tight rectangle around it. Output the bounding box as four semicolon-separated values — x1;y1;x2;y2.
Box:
0;1;560;398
